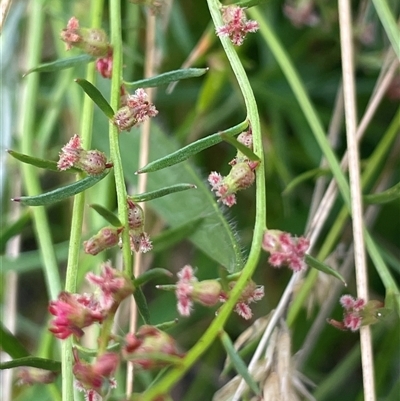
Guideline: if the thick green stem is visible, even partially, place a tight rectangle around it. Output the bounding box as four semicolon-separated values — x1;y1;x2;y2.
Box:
139;2;267;399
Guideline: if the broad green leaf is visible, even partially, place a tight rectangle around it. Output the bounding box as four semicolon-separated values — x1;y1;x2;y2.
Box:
220;331;260;396
7;149;80;173
75;78;114;119
93;123;244;272
23;54;95;76
129;184;196;202
13;170;109;206
0;324;30;359
0;210;30;253
363;182;400;204
134;268;173;287
0;357;61;372
124;68;208;89
305;254;347;285
137;120;248;174
89;204;122;227
220;133;260;162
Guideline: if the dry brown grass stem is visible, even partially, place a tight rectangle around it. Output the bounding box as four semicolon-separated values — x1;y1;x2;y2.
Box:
338;0;375;400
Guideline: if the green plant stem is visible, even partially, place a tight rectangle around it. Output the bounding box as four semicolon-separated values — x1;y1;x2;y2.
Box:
20;1;61;301
139;1;267;399
109;0;132;276
62;2;105;400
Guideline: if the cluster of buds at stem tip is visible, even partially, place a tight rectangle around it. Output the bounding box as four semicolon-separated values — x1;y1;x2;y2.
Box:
57;134;112;175
127;199;153;253
122;325;183;369
84;226;123;256
216;6;259;46
73;349;118;400
327;295;385;332
208;129;259;207
262;229;310;272
113;88;158;132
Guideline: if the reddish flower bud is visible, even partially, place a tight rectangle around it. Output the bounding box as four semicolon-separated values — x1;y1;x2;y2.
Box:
113;88;158;131
127;199;152;253
86;261;134;310
61;17;111;57
122;326;183;369
96;50;113;79
216;6;259;46
48;292;104;339
84;227;122;256
127;199;145;230
16;367;57;386
191;280;222;307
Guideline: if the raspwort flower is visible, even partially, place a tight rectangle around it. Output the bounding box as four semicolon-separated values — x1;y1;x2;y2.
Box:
86;261;134;310
61;16;111;57
57;134;110;175
216;6;259;46
220;280;265;320
262;229;310;272
84;226;123;256
113;88;158;131
127;199;152;253
48;292;104;339
96;49;113;79
73;350;118;399
122;326;183;369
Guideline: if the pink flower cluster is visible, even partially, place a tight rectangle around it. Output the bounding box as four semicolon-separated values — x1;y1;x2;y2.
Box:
49;263;133;339
262;230;310;272
216;6;259;46
57;134;110;175
208;129;258;207
340;295;366;331
113;88;158;131
170;265;263;320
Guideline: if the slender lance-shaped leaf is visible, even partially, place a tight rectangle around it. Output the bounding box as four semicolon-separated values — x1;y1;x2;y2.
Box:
75;78;114;119
220;133;260;162
23;54;95;77
133;268;173;287
155;320;179;331
283;167;330;195
137;120;248;174
0;357;61;372
129;184;197;202
7;149;80;173
0;324;30;359
0;210;31;253
219;331;261;396
89;204;122;227
134;288;151;324
12;170;109;206
363;182;400;204
124;68;209;89
305;254;347;285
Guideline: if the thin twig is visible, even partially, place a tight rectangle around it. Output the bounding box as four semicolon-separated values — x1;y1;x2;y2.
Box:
338;1;375;400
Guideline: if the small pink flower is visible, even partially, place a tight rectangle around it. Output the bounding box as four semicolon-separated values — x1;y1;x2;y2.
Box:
113;88;158;131
96;50;113;79
216;6;259;46
58;134;110;175
328;295;367;332
262;230;310;272
48;292;104;339
175;265;196;316
86;261;134;310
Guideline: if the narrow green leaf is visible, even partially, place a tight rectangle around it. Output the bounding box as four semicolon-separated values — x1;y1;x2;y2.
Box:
134;288;151;324
154;320;179;331
283;168;330;195
152;218;203;253
89;204;122;227
7;149;80;173
220;331;261;396
0;357;61;372
236;0;269;8
23;54;95;77
129;184;196;202
133;268;173;287
124;68;209;89
137;120;248;174
0;324;30;359
220;133;260;162
305;254;347;285
363;182;400;204
13;170;109;206
0;210;31;253
75;78;115;119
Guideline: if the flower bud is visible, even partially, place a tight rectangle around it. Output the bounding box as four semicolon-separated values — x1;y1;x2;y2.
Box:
84;227;122;256
127;199;144;230
16;367;57;386
191;280;222;307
